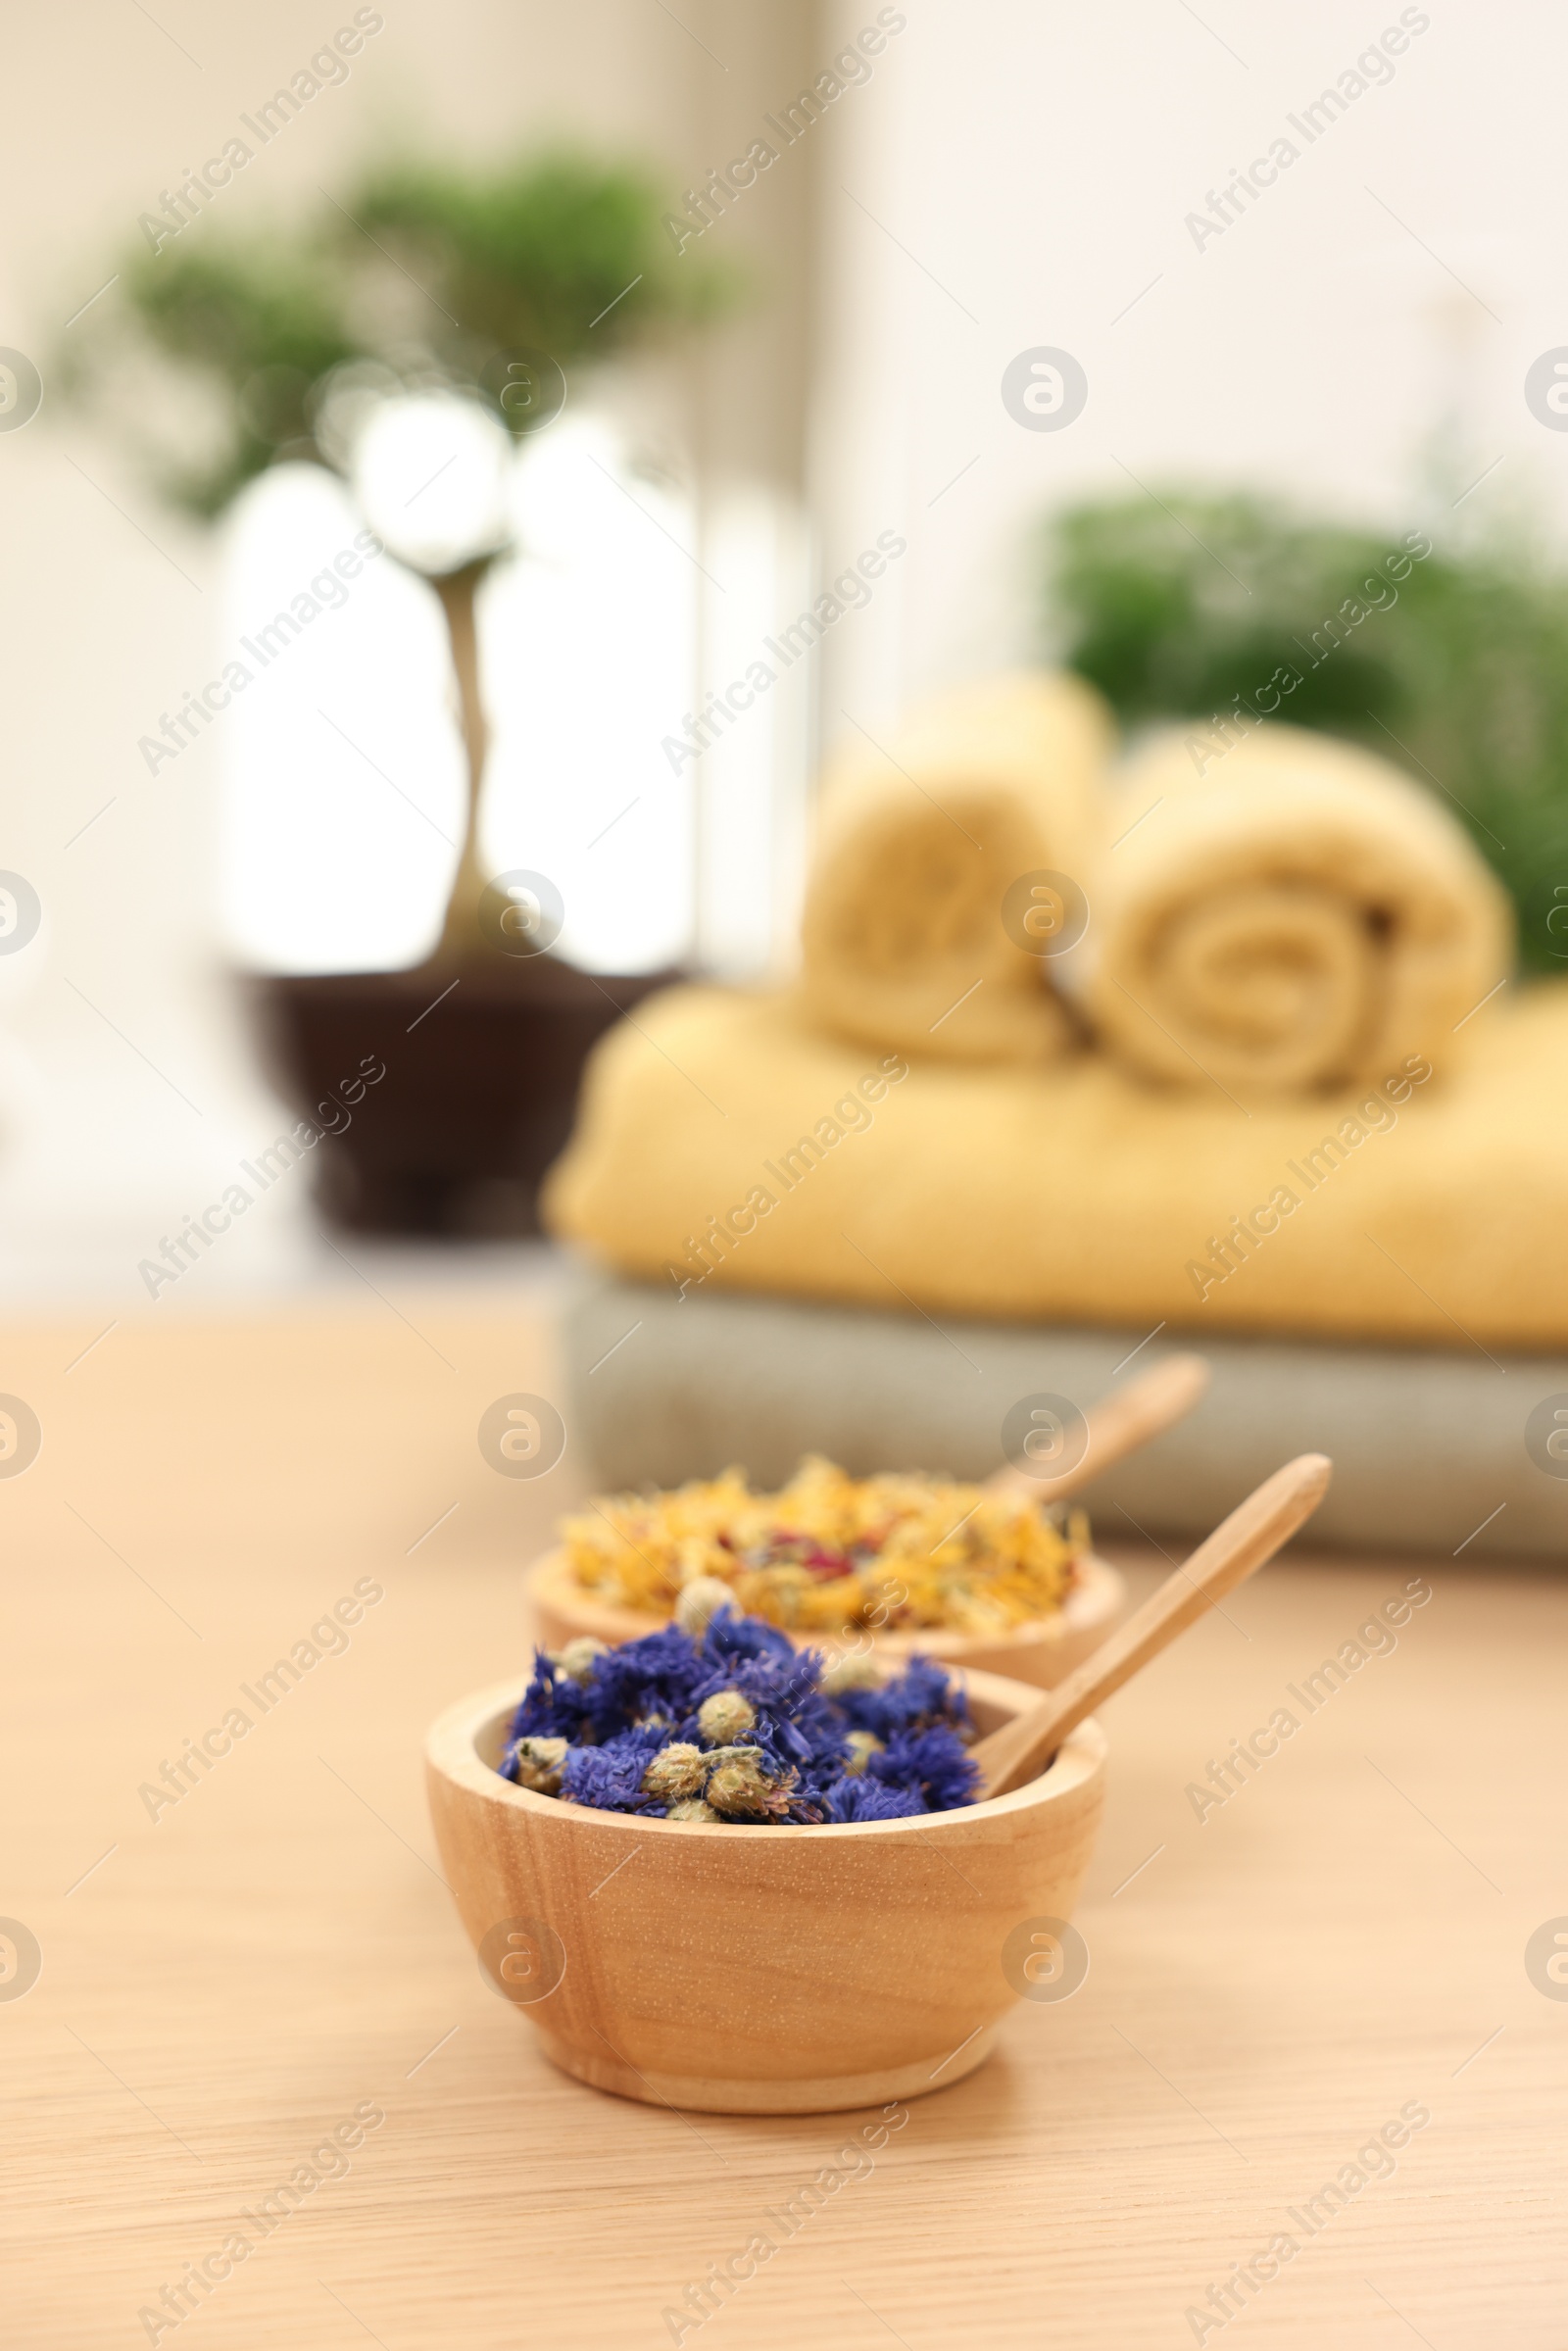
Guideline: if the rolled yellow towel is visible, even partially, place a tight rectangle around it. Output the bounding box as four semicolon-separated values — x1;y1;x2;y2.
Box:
1080;722;1513;1094
796;670;1114;1064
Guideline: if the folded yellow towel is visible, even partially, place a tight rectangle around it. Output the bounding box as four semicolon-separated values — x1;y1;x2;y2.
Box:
795;670;1113;1065
544;980;1566;1350
1081;722;1513;1093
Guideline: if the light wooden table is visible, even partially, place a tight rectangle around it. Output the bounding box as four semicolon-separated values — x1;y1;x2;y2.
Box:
4;1293;1564;2348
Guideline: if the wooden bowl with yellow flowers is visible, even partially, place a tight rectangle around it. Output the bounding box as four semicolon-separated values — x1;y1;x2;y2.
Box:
524;1457;1126;1690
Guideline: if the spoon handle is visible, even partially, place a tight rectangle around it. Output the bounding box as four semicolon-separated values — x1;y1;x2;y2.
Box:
970;1452;1333;1800
982;1351;1210;1505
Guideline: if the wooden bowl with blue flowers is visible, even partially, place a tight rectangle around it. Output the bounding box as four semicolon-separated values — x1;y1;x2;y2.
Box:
425;1661;1105;2116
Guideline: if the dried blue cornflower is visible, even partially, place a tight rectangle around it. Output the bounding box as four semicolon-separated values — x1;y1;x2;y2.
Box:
834;1654;965;1742
560;1724;670;1813
498;1607;978;1826
584;1626;709;1743
868;1727;982;1813
822;1774;925;1824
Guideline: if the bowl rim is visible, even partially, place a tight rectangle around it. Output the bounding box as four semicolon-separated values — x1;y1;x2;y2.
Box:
424;1664;1105;1841
523;1543;1124;1659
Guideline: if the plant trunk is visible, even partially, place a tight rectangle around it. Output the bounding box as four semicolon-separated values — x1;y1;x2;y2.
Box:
431;558;493;965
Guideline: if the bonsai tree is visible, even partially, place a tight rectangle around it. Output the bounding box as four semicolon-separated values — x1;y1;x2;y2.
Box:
62;153;735;962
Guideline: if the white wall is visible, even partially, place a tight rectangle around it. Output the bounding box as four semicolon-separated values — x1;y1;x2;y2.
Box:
813;0;1568;732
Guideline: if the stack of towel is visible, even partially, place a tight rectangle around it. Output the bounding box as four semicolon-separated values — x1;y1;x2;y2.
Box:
545;674;1558;1352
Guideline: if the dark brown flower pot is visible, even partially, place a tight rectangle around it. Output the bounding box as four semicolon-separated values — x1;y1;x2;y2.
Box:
247;957;674;1237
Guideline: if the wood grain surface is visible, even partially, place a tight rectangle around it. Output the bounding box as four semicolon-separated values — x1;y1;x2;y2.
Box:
3;1291;1564;2348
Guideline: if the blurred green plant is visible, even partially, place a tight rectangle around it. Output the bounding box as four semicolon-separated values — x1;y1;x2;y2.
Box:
65;150;733;515
349;151;735;375
60;151;737;959
1045;488;1568;971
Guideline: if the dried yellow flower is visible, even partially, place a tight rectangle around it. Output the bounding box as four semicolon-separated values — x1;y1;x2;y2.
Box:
641;1742;710;1802
664;1796;721;1823
843;1730;884;1776
562;1458;1085;1637
510;1736;567;1794
706;1748;795;1820
553;1637;609;1685
674;1577;738;1637
697;1690;757;1744
821;1651;883;1695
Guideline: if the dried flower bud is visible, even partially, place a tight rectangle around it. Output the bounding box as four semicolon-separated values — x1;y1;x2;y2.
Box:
674;1577;737;1638
553;1637;608;1685
821;1651;882;1695
510;1736;567;1794
697;1689;757;1744
843;1730;884;1776
706;1747;796;1820
664;1796;721;1823
641;1742;710;1802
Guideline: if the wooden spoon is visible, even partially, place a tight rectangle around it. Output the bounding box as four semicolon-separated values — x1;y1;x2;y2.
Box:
982;1350;1210;1505
969;1452;1332;1799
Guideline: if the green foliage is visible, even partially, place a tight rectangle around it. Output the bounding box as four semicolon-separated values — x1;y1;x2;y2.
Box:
347;151;736;365
1045;488;1568;971
63;149;735;519
105;236;358;514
